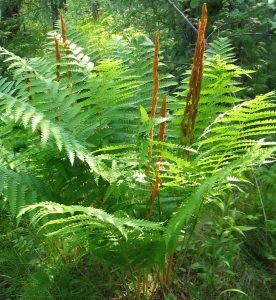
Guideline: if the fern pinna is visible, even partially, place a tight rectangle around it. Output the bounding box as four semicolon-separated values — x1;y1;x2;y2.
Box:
0;4;275;290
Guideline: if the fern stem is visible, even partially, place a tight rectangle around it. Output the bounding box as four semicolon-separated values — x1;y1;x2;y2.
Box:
54;33;61;121
165;253;174;288
148;185;159;220
147;31;160;209
181;3;207;150
60;12;74;106
137;272;142;298
254;175;268;242
167;3;207;288
148;31;160;160
60;12;67;45
54;33;61;82
148;96;167;220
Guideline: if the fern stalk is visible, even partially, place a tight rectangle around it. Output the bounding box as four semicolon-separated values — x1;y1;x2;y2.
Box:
148;96;167;219
181;3;207;149
54;33;61;121
60;12;73;104
54;33;61;82
165;253;174;287
60;12;67;45
166;3;207;287
148;31;160;159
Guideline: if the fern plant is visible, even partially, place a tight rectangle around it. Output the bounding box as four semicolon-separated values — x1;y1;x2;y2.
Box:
0;9;275;296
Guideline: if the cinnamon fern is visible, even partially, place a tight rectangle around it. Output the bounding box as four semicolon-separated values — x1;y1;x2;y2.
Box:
0;7;275;280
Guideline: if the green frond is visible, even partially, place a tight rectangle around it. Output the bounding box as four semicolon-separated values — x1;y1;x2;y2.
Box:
0;164;45;217
165;146;276;255
18;201;165;269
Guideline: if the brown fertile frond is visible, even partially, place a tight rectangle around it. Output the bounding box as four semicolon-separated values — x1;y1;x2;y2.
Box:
60;13;72;78
180;3;207;152
54;34;61;82
59;12;73;104
54;34;61;61
150;31;160;121
60;12;67;45
148;96;167;220
148;31;160;160
54;34;61;120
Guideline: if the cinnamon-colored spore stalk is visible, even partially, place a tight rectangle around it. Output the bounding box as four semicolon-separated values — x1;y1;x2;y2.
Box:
60;12;67;45
54;34;61;61
54;34;61;82
148;31;160;159
60;12;73;105
148;95;167;220
181;3;207;150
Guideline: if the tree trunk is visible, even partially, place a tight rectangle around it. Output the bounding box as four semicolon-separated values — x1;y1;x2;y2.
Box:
50;0;67;29
1;0;23;18
91;1;99;20
0;0;23;35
